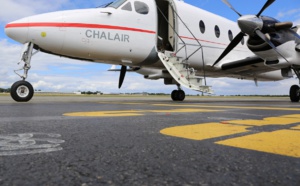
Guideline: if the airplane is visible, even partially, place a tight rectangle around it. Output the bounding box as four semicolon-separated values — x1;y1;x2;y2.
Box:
4;0;300;102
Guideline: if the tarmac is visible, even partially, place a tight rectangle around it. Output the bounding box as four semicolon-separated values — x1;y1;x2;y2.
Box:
0;94;300;185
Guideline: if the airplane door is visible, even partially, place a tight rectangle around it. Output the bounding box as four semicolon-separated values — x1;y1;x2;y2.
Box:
168;4;175;50
155;0;177;52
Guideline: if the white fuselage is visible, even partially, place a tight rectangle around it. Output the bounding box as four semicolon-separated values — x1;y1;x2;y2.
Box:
5;1;248;63
5;0;288;81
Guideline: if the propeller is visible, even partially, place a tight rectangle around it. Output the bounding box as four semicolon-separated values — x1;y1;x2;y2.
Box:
118;65;127;89
221;0;242;17
256;0;275;17
213;32;245;66
213;0;285;67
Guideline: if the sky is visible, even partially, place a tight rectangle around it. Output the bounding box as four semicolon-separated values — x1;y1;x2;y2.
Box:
0;0;300;95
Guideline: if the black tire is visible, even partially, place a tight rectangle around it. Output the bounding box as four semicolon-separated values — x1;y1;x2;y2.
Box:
177;90;185;101
290;85;300;102
171;90;179;101
11;81;34;102
171;90;185;101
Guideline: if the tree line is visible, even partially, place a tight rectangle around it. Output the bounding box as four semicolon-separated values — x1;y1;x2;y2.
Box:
0;88;10;93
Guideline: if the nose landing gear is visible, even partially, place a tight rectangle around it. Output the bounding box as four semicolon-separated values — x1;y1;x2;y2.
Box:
11;42;38;102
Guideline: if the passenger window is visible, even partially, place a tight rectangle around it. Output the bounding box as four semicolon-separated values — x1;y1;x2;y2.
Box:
121;2;132;11
199;20;205;34
228;30;233;41
215;25;220;38
134;1;149;14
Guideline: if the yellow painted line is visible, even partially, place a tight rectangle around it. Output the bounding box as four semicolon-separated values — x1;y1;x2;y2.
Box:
63;108;220;117
153;104;300;111
98;102;147;105
96;102;300;112
150;108;220;113
280;114;300;118
63;110;144;117
291;125;300;130
223;116;300;126
160;114;300;158
216;130;300;158
160;123;248;140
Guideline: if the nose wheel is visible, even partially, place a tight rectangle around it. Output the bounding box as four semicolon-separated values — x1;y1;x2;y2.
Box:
11;42;38;102
11;81;34;102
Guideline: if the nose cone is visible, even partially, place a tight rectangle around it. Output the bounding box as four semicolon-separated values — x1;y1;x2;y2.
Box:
238;15;263;36
5;18;29;44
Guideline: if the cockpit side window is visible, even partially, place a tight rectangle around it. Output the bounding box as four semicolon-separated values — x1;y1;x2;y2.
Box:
134;1;149;15
107;0;127;9
121;2;132;11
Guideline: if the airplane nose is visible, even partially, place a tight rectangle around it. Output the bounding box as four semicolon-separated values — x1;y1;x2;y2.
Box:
5;18;29;44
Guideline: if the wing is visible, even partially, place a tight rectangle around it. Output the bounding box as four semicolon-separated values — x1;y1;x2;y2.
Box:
221;56;265;72
216;56;286;81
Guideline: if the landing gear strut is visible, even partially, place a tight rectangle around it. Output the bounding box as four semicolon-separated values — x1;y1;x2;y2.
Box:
290;67;300;102
11;42;38;102
171;85;185;101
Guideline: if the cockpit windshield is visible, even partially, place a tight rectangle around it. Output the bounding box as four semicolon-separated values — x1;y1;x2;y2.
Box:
106;0;127;8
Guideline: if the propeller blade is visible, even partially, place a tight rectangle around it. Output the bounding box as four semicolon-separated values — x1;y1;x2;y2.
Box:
255;29;288;62
256;0;275;17
118;65;127;89
213;32;245;67
221;0;242;17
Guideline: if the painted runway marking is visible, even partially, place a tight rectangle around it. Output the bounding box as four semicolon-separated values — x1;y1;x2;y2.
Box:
160;114;300;158
63;108;221;117
96;101;300;112
153;103;300;111
64;102;300;157
0;133;65;156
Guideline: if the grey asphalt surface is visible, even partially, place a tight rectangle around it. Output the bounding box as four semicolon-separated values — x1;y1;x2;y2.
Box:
0;95;300;185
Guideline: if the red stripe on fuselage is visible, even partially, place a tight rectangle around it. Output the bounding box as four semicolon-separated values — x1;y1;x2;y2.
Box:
5;22;156;34
181;36;227;46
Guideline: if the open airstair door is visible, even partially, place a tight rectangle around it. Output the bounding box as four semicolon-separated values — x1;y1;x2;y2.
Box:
155;0;213;94
155;0;176;52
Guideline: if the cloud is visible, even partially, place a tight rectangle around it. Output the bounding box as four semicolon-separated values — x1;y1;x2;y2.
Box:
276;8;300;19
0;0;73;24
0;0;115;24
276;8;300;25
294;19;300;25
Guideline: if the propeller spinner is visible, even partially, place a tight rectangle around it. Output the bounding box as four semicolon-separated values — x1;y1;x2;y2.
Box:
213;0;291;67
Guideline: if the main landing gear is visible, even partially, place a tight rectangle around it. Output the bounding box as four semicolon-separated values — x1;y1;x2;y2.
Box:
290;67;300;102
171;85;185;101
290;85;300;102
11;42;38;102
